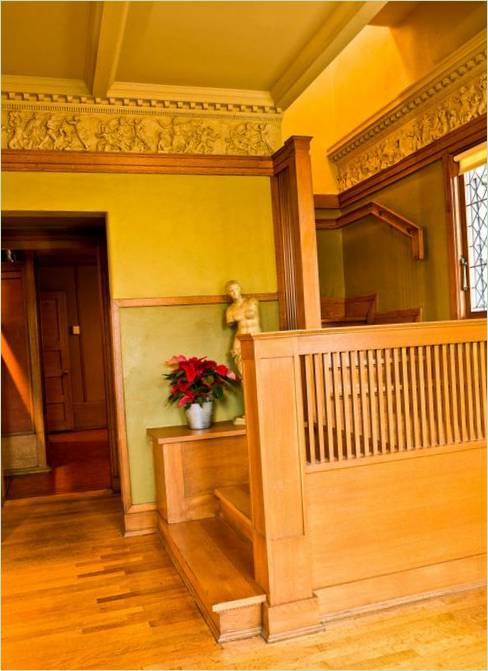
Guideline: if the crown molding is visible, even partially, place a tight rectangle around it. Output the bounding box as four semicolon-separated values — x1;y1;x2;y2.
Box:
328;30;487;161
2;76;280;116
108;82;278;112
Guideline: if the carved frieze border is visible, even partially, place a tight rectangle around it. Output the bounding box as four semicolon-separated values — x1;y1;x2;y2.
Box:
328;32;487;191
1;99;282;156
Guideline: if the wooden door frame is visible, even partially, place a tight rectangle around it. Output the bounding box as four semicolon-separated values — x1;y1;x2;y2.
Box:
1;215;120;492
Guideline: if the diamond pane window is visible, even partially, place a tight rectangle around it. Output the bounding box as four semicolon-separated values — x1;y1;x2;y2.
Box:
464;164;487;312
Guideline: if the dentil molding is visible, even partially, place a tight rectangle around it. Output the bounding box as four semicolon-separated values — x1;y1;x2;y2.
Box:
328;31;487;191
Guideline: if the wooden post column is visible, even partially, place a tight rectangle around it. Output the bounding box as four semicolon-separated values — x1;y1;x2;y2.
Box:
271;136;321;331
241;333;323;642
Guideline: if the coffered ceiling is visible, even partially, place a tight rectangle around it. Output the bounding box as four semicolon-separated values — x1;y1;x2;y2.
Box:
2;1;389;109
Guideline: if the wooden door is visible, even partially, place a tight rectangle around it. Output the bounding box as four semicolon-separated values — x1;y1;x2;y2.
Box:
39;291;74;432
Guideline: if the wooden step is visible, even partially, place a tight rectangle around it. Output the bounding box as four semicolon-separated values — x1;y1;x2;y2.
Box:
214;484;252;541
158;515;265;642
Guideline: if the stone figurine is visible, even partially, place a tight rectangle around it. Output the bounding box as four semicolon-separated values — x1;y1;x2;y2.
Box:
225;280;261;425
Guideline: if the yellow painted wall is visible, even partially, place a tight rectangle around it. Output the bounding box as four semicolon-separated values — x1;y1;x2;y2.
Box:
343;160;451;321
2;172;277;298
282;2;486;192
2;171;278;503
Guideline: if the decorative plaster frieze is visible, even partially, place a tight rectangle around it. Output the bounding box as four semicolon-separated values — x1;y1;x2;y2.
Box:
1;103;282;156
327;32;487;191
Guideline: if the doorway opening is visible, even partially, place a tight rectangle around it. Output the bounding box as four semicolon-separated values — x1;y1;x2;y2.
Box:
1;213;119;500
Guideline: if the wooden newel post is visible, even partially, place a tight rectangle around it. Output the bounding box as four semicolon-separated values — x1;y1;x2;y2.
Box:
241;333;323;641
271;136;322;331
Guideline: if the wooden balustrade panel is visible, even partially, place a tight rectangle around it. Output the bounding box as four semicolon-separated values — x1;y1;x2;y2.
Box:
301;338;487;467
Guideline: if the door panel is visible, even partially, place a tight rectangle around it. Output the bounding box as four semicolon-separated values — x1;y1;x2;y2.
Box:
39;291;74;432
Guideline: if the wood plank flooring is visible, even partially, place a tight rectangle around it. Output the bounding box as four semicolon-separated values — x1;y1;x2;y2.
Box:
2;492;486;670
5;429;111;499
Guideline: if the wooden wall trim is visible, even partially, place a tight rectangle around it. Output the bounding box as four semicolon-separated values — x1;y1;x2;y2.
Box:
317;200;424;260
113;292;278;308
314;194;340;209
338;118;487;208
110;301;132;514
1;150;274;176
124;503;157;537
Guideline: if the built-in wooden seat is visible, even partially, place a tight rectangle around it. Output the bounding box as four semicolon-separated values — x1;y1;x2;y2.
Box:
159;515;264;642
215;484;252;541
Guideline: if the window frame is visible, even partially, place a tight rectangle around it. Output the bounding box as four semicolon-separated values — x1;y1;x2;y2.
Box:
457;166;487;318
444;137;487;320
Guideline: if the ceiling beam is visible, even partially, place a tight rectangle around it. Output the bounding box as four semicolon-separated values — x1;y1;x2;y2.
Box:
271;1;387;110
91;1;129;98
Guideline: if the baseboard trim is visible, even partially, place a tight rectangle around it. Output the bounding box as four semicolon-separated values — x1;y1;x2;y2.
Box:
320;580;486;623
314;554;486;620
5;465;51;476
124;502;157;536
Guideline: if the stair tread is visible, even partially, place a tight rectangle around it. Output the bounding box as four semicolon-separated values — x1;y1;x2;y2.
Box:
214;484;251;520
162;516;263;610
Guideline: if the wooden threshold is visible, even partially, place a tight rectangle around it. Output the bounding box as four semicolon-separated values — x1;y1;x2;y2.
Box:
157;515;265;642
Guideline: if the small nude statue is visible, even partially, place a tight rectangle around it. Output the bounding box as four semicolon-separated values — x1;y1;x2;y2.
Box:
225;280;261;425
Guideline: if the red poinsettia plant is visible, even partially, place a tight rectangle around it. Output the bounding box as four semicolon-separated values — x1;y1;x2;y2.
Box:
164;355;238;409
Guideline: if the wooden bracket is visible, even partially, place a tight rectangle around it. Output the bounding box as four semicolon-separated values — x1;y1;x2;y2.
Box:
316;200;424;260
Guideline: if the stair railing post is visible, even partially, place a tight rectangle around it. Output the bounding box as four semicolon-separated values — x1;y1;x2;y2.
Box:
240;332;323;642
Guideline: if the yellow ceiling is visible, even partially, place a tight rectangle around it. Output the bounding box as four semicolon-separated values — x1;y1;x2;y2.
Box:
1;0;389;108
2;1;93;80
116;2;337;90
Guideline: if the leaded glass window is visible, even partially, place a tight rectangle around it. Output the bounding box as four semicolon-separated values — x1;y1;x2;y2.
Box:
463;164;487;312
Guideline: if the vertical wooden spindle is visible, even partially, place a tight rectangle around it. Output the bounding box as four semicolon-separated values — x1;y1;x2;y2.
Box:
480;341;486;430
464;342;475;441
341;352;353;459
332;352;344;460
442;345;453;444
401;348;413;449
377;350;387;454
417;346;428;447
449;344;460;443
367;350;379;455
385;348;396;451
434;345;445;445
351;350;362;458
409;347;420;448
314;353;326;464
359;350;370;456
393;348;404;451
323;352;335;461
472;342;483;439
457;343;468;441
304;354;316;464
425;345;437;446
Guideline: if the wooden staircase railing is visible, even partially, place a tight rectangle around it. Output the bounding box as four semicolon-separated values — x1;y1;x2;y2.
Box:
241;318;486;632
316;200;424;260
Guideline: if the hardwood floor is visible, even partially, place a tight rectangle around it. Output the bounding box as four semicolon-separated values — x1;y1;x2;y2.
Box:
2;492;486;670
5;429;111;499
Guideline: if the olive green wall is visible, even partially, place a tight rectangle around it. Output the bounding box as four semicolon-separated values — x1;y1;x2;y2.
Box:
121;301;279;504
2;171;278;504
341;160;451;320
316;229;344;298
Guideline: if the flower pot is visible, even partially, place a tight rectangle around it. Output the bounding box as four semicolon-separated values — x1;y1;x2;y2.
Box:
185;400;213;430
